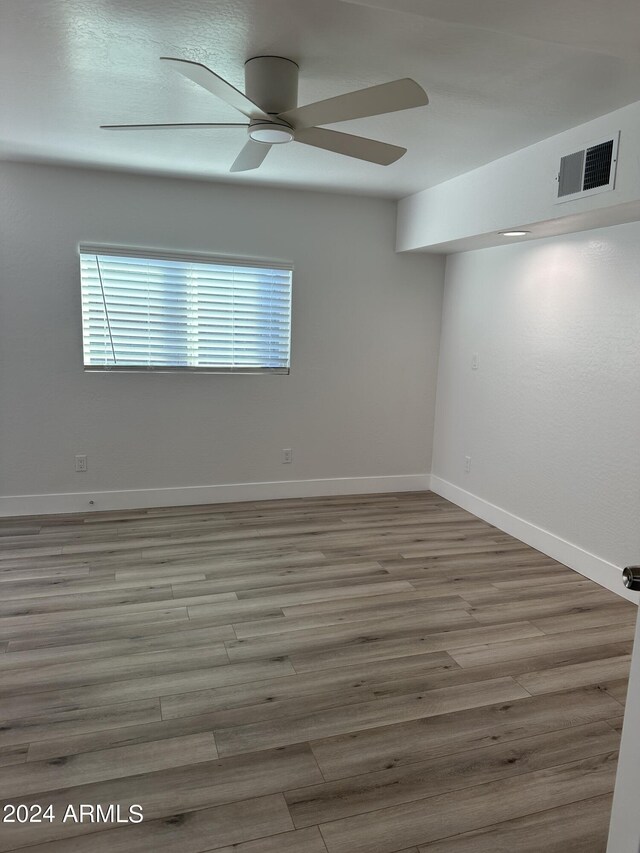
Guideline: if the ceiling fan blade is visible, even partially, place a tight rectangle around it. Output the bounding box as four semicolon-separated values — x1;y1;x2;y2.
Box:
230;140;273;172
279;78;427;130
160;57;270;121
294;127;405;165
100;123;249;130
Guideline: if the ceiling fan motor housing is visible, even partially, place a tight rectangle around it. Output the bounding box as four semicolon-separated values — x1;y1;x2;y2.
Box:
244;56;299;116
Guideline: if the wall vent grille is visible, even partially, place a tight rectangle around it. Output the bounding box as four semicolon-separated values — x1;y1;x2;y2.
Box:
555;133;619;204
583;139;615;191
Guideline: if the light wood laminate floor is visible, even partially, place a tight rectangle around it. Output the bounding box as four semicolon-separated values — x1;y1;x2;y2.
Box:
0;492;634;853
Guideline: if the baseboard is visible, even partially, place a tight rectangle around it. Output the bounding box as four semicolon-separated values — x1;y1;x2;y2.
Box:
0;474;431;518
430;475;637;604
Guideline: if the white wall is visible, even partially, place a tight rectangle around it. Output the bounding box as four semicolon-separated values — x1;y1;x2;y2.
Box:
608;607;640;851
0;162;444;514
431;221;640;595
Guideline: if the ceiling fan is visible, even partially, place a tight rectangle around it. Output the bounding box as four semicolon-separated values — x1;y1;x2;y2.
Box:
101;56;428;171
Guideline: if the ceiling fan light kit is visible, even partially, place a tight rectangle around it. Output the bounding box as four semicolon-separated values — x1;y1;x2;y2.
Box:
101;54;428;172
248;122;295;144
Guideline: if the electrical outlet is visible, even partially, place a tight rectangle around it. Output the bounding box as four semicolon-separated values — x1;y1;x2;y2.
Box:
75;454;88;473
464;456;471;473
471;353;479;370
282;448;293;464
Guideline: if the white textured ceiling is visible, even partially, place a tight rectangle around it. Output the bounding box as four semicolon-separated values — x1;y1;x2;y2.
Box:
1;0;640;198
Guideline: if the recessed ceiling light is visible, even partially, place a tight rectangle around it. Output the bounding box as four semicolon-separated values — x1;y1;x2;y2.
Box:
499;230;531;237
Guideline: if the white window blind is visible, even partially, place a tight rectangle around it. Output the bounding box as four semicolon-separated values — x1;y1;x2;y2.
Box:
79;246;292;373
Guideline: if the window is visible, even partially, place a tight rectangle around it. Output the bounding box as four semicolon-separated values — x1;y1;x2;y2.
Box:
79;246;292;373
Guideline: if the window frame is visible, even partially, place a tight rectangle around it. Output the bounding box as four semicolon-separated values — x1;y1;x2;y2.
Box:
78;244;293;375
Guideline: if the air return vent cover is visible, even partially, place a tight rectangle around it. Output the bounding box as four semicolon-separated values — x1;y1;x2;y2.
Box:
555;132;619;203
